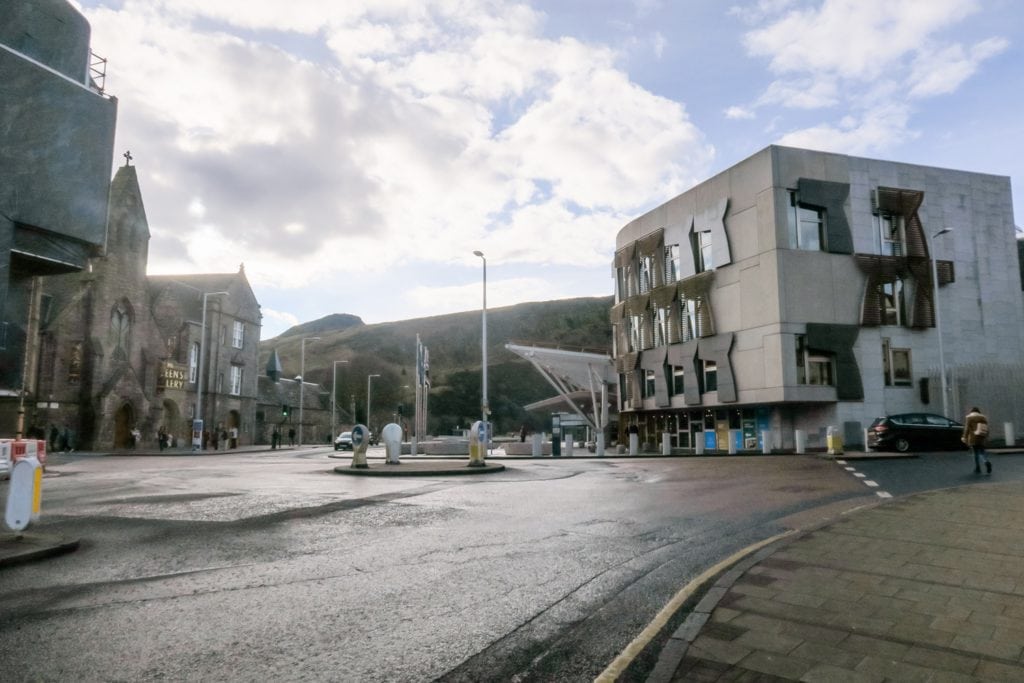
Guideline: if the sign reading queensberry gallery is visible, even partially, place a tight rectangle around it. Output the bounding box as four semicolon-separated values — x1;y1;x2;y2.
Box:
158;362;187;390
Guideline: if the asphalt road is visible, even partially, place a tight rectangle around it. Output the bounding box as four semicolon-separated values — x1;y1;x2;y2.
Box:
0;449;949;682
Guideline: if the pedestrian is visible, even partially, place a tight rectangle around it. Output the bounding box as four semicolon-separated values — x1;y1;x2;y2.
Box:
211;429;220;450
157;426;168;451
272;427;280;449
520;424;527;443
130;426;141;448
288;427;296;446
962;406;991;475
49;424;59;451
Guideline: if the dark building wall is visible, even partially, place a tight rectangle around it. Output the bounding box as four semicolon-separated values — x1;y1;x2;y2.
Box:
0;0;117;418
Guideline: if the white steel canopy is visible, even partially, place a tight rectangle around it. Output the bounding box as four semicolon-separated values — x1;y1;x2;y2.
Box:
505;343;616;434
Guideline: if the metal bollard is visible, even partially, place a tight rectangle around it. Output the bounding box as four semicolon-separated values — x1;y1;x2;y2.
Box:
695;434;705;455
1004;422;1015;447
662;432;671;456
596;433;605;457
761;430;771;455
728;429;739;455
794;429;807;454
629;433;639;456
531;432;542;457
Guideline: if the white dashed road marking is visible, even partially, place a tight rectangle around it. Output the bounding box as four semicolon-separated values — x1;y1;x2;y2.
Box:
835;458;892;498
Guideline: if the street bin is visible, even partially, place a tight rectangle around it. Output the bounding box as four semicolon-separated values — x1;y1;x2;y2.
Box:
827;426;844;455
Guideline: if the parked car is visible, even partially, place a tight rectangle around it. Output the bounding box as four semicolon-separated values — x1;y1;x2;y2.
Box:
867;413;964;452
334;431;353;451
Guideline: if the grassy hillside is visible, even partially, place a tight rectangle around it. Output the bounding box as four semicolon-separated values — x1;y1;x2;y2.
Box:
259;296;613;435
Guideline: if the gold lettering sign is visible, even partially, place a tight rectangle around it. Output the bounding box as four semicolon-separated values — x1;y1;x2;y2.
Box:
159;362;187;390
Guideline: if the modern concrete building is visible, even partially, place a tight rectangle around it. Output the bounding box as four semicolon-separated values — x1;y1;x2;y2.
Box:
612;145;1023;451
0;0;118;433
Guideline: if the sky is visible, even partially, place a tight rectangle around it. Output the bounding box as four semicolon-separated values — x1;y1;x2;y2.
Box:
72;0;1024;339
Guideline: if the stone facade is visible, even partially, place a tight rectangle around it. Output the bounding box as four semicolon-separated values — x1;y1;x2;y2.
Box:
613;145;1024;450
32;163;263;450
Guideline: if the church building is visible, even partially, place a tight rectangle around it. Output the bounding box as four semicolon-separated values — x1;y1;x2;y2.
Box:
31;161;263;450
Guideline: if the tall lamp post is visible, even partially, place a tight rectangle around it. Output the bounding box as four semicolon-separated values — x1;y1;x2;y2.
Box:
473;251;488;449
331;360;349;440
298;336;320;447
194;291;229;452
366;374;381;433
930;228;952;417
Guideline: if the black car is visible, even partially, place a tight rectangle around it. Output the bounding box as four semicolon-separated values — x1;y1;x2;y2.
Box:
867;413;964;452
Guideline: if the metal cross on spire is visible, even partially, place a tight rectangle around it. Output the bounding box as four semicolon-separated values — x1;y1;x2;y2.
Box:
123;150;133;166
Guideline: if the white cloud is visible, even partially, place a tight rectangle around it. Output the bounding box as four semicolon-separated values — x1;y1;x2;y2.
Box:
775;104;916;156
724;105;756;120
907;37;1009;98
83;0;715;305
737;0;1006;155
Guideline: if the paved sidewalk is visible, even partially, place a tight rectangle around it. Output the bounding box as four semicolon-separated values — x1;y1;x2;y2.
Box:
650;481;1024;682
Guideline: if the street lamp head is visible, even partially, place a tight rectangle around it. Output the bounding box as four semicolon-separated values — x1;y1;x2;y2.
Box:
473;250;484;258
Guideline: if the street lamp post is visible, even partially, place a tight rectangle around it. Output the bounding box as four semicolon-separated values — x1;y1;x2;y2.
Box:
194;291;229;452
366;374;381;433
473;250;488;450
298;336;320;447
930;228;952;417
331;360;349;440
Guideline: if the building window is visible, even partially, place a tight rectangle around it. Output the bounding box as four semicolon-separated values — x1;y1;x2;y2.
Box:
216;372;223;393
877;213;905;256
880;279;906;326
230;365;243;395
679;299;695;342
615;267;628;303
643;369;656;398
629;314;642;352
189;342;199;383
232;321;244;349
701;360;717;393
653;307;668;347
67;342;82;384
692;230;713;273
664;244;680;284
882;339;912;386
787;191;826;251
796;335;835;386
672;366;685;395
637;255;654;294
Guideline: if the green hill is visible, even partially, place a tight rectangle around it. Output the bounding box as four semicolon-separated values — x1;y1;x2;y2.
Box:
259;296;613;435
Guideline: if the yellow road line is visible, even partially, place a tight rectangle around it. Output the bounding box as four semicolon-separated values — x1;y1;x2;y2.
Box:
595;530;796;682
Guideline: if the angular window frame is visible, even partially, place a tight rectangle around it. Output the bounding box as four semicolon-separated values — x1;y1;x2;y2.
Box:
787;190;827;252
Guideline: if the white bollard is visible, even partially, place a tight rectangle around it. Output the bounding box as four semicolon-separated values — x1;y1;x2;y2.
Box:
410;436;417;456
596;433;605;457
564;437;574;457
864;428;871;452
382;423;402;464
1004;422;1015;447
629;433;639;456
795;429;807;454
662;432;671;456
728;429;739;455
761;430;771;455
695;434;705;455
531;432;542;457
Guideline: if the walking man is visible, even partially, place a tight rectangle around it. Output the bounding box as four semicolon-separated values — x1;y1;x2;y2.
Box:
963;406;990;474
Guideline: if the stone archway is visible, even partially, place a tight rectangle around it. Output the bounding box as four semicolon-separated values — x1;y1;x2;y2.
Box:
114;402;134;449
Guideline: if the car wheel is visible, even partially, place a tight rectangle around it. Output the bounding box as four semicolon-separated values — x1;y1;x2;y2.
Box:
895;438;911;453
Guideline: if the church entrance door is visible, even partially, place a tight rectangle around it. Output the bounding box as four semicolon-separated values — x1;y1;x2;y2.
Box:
114;403;134;449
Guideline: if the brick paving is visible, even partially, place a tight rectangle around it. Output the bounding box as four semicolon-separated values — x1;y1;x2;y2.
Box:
655;483;1024;682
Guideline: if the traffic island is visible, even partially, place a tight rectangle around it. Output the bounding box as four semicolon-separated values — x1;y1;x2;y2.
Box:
334;461;506;477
